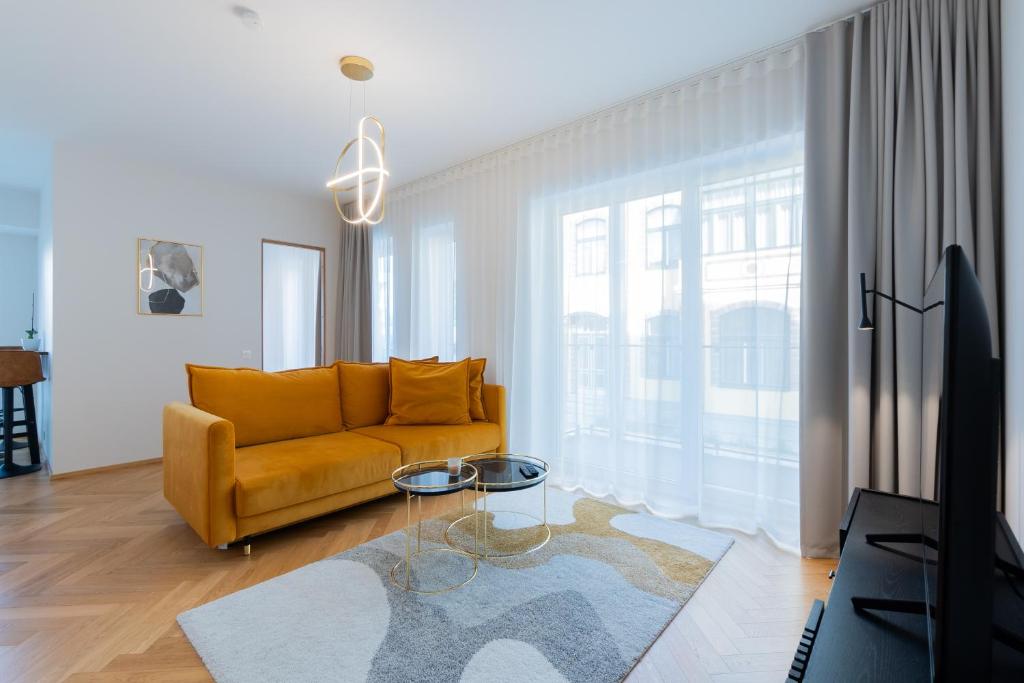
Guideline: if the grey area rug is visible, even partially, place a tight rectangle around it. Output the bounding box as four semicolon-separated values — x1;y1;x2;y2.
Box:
178;488;732;682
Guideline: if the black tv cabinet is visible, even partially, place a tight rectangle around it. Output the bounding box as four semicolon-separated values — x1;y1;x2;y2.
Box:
791;488;1024;681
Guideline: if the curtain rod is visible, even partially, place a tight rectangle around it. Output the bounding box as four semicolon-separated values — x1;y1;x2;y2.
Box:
390;1;876;195
809;2;875;33
389;42;799;195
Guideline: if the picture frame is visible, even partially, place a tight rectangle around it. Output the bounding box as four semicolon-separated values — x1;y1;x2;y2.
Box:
137;237;204;316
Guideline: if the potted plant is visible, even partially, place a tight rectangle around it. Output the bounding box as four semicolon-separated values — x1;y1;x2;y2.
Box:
21;293;40;351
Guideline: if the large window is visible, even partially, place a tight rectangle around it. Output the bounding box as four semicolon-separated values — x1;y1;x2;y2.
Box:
563;208;612;432
699;167;802;543
368;49;806;549
562;188;697;459
556;164;802;543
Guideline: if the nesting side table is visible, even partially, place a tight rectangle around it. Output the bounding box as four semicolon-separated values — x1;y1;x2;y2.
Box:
391;460;480;594
444;454;550;559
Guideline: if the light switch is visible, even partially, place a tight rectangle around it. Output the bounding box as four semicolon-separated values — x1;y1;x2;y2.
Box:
241;349;253;361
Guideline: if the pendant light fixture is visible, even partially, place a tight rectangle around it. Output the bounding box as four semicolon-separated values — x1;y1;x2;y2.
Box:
326;56;389;225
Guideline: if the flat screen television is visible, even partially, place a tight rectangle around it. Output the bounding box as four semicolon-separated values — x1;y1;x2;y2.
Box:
919;244;1002;679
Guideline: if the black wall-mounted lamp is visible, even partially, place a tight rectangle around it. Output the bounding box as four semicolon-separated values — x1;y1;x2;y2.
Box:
858;272;944;331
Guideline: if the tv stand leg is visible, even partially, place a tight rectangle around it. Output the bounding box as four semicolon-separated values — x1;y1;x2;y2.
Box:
850;597;932;615
864;532;938;549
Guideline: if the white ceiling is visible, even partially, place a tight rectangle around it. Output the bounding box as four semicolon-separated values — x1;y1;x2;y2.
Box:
0;0;866;194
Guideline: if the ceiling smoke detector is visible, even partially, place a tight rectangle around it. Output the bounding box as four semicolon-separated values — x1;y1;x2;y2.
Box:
232;5;263;30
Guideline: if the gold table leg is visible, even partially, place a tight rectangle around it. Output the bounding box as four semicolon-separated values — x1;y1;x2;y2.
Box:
405;489;412;590
543;478;547;525
483;482;488;560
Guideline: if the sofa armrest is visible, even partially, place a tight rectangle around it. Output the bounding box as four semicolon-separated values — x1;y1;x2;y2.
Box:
163;402;237;547
482;384;508;452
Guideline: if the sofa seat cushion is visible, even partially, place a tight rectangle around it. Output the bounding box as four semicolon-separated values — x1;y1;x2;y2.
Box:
353;422;500;465
234;432;401;517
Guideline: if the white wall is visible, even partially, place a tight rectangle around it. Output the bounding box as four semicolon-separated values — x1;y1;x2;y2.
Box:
48;142;340;475
0;185;40;230
0;233;38;345
1004;3;1024;539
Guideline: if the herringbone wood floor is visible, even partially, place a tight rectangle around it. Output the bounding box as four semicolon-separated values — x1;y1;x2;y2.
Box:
0;462;833;682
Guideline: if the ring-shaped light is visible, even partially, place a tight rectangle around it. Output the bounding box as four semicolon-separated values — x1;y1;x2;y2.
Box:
327;115;389;225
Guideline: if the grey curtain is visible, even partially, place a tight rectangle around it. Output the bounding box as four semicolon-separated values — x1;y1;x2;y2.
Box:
801;0;1002;556
336;223;373;362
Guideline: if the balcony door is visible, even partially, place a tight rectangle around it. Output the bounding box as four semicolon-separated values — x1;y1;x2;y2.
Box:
261;239;325;371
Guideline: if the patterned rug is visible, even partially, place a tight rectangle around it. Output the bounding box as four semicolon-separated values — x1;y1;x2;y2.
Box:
178;488;732;682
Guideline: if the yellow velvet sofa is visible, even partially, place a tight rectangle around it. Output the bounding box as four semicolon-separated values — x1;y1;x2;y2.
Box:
162;361;507;549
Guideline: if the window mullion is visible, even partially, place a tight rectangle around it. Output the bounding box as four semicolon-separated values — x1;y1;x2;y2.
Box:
681;176;703;479
608;201;625;445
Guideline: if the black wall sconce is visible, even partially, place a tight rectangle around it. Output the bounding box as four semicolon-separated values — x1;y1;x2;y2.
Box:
858;272;944;331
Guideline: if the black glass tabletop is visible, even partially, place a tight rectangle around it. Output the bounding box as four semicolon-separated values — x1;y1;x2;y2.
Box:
466;454;549;491
392;462;477;496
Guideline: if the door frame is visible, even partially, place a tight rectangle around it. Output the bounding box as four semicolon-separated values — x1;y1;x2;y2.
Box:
260;238;327;369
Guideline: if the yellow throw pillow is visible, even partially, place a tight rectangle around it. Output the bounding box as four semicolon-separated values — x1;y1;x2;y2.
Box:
387;357;472;425
336;357;438;428
398;357;488;421
468;358;487;421
187;364;343;447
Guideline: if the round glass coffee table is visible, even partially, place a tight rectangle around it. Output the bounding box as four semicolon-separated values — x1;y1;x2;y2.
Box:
391;460;480;594
444;454;550;559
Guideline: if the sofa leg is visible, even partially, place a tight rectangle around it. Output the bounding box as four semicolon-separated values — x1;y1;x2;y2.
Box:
243;540;252;556
217;543;229;550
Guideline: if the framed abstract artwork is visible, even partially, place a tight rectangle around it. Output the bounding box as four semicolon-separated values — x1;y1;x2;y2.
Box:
137;238;204;316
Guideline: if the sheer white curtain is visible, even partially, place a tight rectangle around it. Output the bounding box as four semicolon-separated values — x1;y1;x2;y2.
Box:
412;222;457;360
374;44;805;548
262;242;323;371
371;230;395;362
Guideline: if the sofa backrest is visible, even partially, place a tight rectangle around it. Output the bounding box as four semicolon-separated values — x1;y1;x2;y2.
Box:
186;364;343;447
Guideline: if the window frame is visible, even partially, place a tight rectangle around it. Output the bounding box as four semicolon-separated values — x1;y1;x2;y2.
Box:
645;203;683;270
574;216;609;276
701;166;803;256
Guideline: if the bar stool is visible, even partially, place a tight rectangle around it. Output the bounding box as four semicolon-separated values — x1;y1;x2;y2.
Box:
0;399;29;451
0;349;44;478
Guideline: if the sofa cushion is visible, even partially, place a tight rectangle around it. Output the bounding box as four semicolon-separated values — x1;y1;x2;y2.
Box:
353;423;500;465
187;364;343;447
336;357;437;429
468;358;487;421
387;357;472;425
383;358;487;421
336;362;390;429
234;432;401;517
